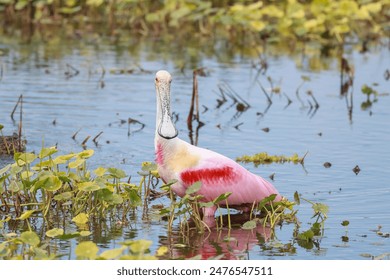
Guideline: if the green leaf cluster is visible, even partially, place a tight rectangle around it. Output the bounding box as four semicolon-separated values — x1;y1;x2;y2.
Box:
0;146;141;220
236;152;304;166
1;0;388;46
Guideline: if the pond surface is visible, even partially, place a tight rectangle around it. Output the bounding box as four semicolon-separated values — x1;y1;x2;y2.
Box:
0;36;389;259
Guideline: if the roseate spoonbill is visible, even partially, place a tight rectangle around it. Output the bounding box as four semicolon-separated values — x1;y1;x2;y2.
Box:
154;70;282;217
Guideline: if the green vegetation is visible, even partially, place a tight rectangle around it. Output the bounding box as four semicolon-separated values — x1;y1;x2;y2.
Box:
236;152;306;166
1;0;388;46
0;146;330;259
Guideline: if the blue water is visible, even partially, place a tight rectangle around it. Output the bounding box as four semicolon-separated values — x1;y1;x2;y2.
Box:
0;39;389;259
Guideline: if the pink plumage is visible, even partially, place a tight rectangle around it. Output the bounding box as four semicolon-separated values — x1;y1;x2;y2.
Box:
154;70;282;217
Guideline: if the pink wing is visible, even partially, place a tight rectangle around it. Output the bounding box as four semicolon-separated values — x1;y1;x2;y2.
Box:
178;152;281;206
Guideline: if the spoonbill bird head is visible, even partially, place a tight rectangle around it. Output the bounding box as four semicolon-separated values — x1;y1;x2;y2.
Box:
155;70;178;140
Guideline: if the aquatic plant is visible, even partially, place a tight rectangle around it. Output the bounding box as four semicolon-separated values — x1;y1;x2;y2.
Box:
0;146;142;220
0;226;166;260
1;0;388;47
0;146;331;259
236;152;306;167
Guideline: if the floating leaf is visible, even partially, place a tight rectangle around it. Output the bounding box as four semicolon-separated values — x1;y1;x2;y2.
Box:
75;241;98;259
242;220;257;230
58;232;80;240
20;231;40;246
33;247;49;259
129;240;152;254
297;229;314;241
341;220;350;227
79;231;92;237
72;213;89;224
100;247;125;259
46;228;64;238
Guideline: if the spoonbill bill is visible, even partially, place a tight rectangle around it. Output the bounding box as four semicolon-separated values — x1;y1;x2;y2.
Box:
154;70;282;216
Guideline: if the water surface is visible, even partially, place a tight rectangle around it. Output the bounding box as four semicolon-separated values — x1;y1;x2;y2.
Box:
0;38;389;259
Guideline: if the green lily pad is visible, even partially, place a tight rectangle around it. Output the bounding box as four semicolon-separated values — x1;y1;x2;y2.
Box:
72;213;89;224
20;231;40;246
100;247;125;259
79;231;92;237
46;228;64;238
242;220;257;230
75;241;98;259
129;240;153;254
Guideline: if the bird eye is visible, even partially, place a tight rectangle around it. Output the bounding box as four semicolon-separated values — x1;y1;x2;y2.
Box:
155;77;159;82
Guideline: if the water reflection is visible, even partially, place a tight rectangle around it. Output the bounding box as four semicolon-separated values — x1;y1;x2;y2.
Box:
162;214;273;260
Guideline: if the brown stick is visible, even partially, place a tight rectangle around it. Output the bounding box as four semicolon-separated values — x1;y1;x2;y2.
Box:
11;94;23;120
72;128;82;140
19;95;23;151
187;70;197;131
82;136;91;146
92;131;104;144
